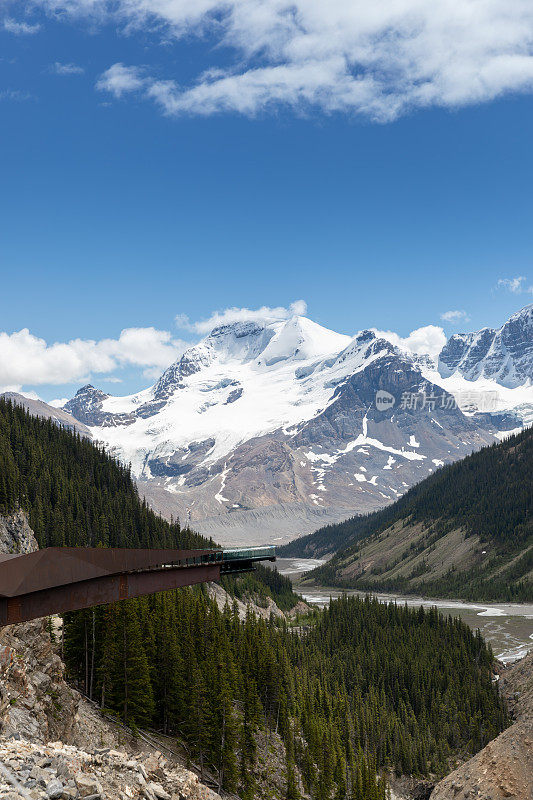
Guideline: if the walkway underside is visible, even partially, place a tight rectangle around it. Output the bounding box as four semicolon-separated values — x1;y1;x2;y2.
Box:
0;546;275;625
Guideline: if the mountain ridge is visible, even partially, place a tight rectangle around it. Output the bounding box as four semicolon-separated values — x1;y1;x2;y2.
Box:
60;305;533;543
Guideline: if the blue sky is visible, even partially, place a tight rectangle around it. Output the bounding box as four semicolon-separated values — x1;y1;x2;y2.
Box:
1;0;533;402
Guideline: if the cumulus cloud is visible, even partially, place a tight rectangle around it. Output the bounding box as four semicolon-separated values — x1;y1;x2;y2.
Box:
176;300;308;334
50;62;85;75
373;325;447;361
96;63;145;97
440;309;470;324
48;397;69;408
3;17;41;34
25;0;533;120
0;327;188;388
497;276;533;295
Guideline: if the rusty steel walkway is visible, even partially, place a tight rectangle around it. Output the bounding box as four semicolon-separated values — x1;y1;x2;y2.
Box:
0;545;276;625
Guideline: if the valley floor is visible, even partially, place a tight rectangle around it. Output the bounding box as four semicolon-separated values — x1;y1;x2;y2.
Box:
274;557;533;664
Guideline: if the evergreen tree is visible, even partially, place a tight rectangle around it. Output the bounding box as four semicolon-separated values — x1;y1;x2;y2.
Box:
100;601;154;727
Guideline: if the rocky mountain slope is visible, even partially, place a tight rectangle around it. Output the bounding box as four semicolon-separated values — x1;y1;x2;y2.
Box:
295;426;533;600
0;739;222;800
59;305;533;543
439;303;533;387
0;514;80;745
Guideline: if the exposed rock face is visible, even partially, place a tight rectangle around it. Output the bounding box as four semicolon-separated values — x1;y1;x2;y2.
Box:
0;619;80;744
0;511;79;744
438;327;496;377
63;385;135;428
439;303;533;387
0;510;39;554
207;581;285;620
153;321;272;402
431;650;533;800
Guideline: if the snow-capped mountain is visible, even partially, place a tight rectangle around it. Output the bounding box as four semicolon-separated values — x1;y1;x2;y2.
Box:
439;303;533;387
62;307;533;544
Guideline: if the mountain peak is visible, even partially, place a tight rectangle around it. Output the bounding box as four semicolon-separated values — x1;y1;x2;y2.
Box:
60;304;533;541
439;304;533;387
261;316;351;365
71;384;107;400
508;302;533;322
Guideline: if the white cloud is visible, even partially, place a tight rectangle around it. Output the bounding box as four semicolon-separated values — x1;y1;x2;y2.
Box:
497;276;533;295
27;0;533;120
176;300;308;334
0;327;187;387
0;89;32;102
3;17;41;35
50;61;85;75
440;309;470;324
96;63;145;97
373;325;447;361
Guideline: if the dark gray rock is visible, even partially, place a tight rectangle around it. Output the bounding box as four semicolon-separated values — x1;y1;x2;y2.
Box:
46;778;64;798
63;385;134;428
439;303;533;386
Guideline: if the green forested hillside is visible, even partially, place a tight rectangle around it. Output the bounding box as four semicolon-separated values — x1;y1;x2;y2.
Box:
295;428;533;600
0;396;208;551
64;594;505;799
0;397;508;799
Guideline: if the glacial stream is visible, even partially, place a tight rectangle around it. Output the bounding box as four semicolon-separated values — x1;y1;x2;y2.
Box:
274;557;533;664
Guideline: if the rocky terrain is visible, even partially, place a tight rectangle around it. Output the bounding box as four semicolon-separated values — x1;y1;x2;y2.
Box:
439;303;533;387
0;513;40;556
0;619;79;745
0;737;221;800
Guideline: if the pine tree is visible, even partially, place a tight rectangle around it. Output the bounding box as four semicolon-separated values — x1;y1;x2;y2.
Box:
100;601;154;727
